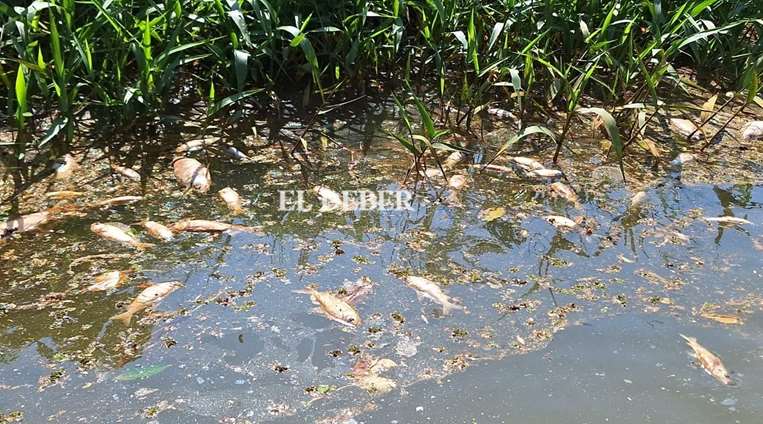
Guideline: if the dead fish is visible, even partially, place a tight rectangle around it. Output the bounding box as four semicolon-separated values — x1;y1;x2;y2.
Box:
218;187;244;215
704;216;752;226
741;121;763;141
471;163;514;174
111;281;183;325
295;287;361;327
544;215;577;229
2;211;51;238
510;156;545;171
549;182;580;206
96;196;143;207
223;146;251;161
170;219;262;234
442;151;467;169
403;276;463;315
142;220;174;241
448;174;467;190
314;186;351;212
173;158;211;193
670;152;695;166
680;334;732;385
339;276;375;304
46;191;85;200
525;168;563;179
670;118;702;141
175;137;218;154
487;107;519;121
629;191;648;209
87;271;128;292
54;154;78;180
111;164;141;182
91;222;154;250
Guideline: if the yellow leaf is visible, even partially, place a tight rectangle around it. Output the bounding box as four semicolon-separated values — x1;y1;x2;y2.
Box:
480;207;506;222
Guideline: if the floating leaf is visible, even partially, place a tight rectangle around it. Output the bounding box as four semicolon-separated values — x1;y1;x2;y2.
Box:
480;207;506;222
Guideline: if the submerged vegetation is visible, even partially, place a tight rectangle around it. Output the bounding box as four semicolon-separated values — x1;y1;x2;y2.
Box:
1;0;761;167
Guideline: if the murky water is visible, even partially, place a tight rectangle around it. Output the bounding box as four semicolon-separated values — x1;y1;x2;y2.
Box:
1;109;762;423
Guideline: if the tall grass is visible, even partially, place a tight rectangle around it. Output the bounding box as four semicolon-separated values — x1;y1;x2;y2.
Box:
0;0;761;163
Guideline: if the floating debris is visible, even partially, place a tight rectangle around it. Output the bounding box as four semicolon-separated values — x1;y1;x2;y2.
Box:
91;222;154;250
142;220;174;241
173;158;211;193
54;154;78;180
680;334;732;385
295;287;361;328
448;174;467;190
96;196;143;207
741;121;763;141
480;207;506;222
111;164;141;182
87;270;129;292
45;191;85;200
670;118;702;141
218;187;244;215
704;216;752;226
115;364;171;381
111;281;183;325
700;311;742;325
549;182;580;207
402;276;463;315
544;215;577;229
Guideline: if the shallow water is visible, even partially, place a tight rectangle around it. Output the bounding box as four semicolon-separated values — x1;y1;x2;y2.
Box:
1;113;762;423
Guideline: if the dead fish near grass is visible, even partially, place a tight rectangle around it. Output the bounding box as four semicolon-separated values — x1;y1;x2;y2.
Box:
2;211;51;238
741;121;763;141
525;168;563;180
549;182;580;207
54;154;78;180
91;222;154;250
173;158;211;193
509;156;545;171
218;187;244;214
111;164;141;181
704;216;752;226
223;145;251;161
403;276;463;315
442;151;468;169
170;219;262;234
295;286;361;328
680;334;733;385
670;118;702;141
111;281;183;325
544;215;577;229
46;191;85;200
142;221;174;241
96;196;143;207
87;271;129;292
175;137;218;154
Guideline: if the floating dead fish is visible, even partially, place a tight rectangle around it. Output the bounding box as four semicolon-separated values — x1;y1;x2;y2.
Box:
2;211;51;238
295;287;361;328
91;222;154;250
87;271;129;292
741;121;763;141
339;276;375;304
549;182;580;206
351;355;398;394
218;187;244;215
223;145;251;161
314;186;353;212
170;219;262;234
629;191;648;209
680;334;732;385
111;281;183;325
142;221;174;241
670;152;695;166
173;158;211;193
403;276;463;315
442;151;467;169
448;174;467;190
544;215;577;229
175;137;218;154
45;191;85;200
54;154;78;180
670;118;702;141
111;164;141;182
525;168;563;179
510;156;545;171
704;216;752;226
96;196;143;207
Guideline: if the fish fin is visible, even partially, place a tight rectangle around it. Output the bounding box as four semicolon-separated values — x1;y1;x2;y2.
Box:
110;310;134;325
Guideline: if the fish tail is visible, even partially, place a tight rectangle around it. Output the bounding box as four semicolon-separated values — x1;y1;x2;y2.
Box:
111;310;134;325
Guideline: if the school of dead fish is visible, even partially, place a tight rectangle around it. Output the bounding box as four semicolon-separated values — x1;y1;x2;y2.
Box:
1;115;761;403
